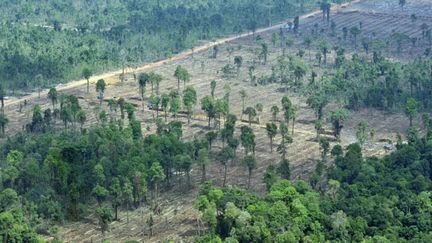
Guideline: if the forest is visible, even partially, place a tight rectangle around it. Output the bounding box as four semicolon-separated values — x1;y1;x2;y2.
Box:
1;0;432;242
0;0;321;91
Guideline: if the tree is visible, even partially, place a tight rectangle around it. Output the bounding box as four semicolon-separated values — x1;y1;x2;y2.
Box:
122;180;133;223
405;98;418;127
263;165;277;191
147;213;155;237
356;121;368;146
198;148;211;182
149;162;166;201
271;105;279;122
239;90;247;118
240;125;256;155
243;107;256;126
319;40;331;65
315;120;323;140
260;43;269;65
277;123;293;159
110;178;122;221
307;94;328;120
161;93;170;122
0;113;8;136
319;138;330;161
48;88;58;109
206;131;218;150
169;90;181;119
350;26;361;49
234;56;243;74
82;67;92;94
266;122;278;152
304;37;312;61
183;86;197;124
96;206;113;237
242;155;257;189
96;79;106;106
201;96;216;128
118;98;125;119
76;110;86;132
329;109;349;140
218;147;234;187
281;96;293;127
174;65;190;91
277;159;291;180
138;73;149;103
210;80;217;98
149;71;163;95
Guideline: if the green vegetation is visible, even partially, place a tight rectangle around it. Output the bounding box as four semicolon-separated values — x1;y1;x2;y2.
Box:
196;129;432;242
0;0;318;91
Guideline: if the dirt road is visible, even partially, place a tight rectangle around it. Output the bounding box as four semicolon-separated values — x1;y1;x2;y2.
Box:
4;0;361;108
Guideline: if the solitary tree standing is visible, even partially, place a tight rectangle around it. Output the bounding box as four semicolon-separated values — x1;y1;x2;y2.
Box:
48;88;58;110
242;155;257;189
82;68;92;94
266;122;278;152
96;79;106;106
405;98;418;127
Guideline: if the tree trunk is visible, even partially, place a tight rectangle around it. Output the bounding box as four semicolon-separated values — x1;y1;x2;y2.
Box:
248;169;252;189
223;164;227;187
202;165;206;182
270;137;273;152
87;79;90;93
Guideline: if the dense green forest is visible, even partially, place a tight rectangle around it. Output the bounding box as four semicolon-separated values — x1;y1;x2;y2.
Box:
0;0;325;91
195;130;432;242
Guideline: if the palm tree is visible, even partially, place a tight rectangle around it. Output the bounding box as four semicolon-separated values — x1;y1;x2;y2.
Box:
96;79;106;106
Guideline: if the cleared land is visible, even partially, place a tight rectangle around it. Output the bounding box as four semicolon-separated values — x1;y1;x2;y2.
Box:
2;0;431;242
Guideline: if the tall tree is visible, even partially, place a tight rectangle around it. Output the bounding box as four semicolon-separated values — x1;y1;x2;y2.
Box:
183;86;197;124
96;79;106;106
234;56;243;74
82;68;92;94
405;98;418;127
198;148;211;182
266;122;278;152
243;107;257;126
319;40;332;65
242;155;257;189
138;73;149;103
0;85;5;114
0;113;8;136
239;90;247;118
271;105;280;122
240;125;256;155
210;80;217;98
329;109;349;140
149;162;166;201
218;147;234;187
48;88;58;110
201;96;216;128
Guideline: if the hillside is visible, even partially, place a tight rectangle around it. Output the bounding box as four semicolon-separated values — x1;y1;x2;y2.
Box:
0;0;432;242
